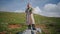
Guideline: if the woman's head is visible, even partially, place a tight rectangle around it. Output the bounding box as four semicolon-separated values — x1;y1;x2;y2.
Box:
27;3;32;8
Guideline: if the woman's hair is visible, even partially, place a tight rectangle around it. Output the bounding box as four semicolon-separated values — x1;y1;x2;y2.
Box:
27;3;31;8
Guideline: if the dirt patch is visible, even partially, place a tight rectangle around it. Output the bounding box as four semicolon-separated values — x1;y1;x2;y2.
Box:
8;24;22;29
36;24;46;28
0;31;6;34
8;24;50;34
36;24;50;34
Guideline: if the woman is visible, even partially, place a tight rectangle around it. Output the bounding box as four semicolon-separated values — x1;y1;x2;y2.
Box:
25;3;36;30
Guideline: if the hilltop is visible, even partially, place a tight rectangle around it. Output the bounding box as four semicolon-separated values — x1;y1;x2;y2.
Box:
0;12;60;34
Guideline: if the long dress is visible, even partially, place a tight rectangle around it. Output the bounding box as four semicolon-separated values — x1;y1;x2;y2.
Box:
25;8;35;25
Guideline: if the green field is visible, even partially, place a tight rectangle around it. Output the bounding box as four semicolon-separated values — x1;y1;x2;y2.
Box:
0;12;60;34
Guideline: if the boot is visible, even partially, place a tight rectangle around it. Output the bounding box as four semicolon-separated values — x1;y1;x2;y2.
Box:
28;25;31;29
32;24;36;30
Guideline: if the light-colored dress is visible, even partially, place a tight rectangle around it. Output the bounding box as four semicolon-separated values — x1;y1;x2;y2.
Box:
25;8;35;25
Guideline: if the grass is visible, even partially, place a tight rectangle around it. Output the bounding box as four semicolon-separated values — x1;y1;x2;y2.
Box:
0;12;60;34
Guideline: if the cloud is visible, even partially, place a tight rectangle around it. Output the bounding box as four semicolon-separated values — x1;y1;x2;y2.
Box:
33;7;42;14
43;2;60;17
34;2;60;17
1;1;60;17
9;2;60;17
13;10;24;13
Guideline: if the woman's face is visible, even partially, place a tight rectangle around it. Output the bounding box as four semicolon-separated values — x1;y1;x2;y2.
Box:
27;3;32;8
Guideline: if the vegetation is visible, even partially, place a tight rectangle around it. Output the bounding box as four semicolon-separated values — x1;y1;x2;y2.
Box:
0;12;60;34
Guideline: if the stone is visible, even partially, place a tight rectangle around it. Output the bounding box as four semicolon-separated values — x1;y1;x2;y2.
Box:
22;28;42;34
23;29;31;34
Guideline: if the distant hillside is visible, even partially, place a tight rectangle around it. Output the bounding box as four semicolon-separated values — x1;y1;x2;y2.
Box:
0;12;60;34
0;12;60;24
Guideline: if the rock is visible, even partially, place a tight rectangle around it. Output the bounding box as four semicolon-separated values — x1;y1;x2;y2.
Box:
22;28;42;34
17;28;42;34
23;30;31;34
36;28;42;33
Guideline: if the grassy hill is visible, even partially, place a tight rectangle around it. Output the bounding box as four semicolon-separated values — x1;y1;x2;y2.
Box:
0;12;60;34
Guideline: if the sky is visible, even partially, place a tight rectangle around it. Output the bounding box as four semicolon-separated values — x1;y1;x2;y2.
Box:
0;0;60;17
